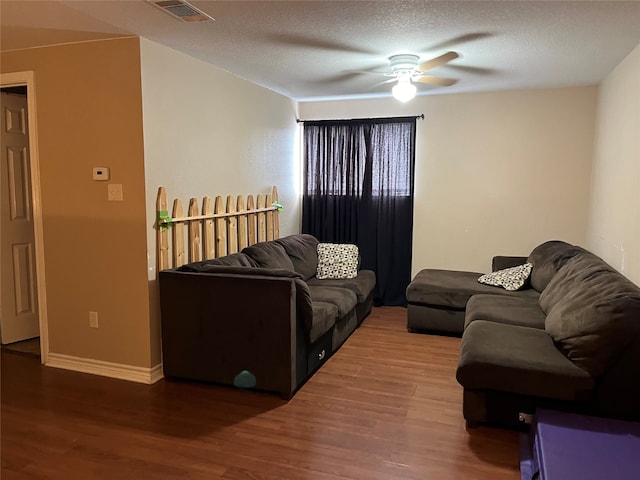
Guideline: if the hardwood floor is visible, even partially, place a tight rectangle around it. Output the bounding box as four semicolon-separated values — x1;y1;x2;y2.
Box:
1;307;520;479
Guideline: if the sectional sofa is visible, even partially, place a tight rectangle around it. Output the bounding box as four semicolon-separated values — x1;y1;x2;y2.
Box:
407;241;640;428
158;234;375;399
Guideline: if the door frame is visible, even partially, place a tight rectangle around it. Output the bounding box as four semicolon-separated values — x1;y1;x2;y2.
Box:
1;71;49;363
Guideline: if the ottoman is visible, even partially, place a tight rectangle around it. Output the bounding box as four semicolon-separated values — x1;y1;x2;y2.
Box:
405;268;539;335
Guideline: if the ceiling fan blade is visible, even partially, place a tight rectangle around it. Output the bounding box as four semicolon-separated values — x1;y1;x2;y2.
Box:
418;51;459;72
425;33;492;51
445;64;497;76
367;78;397;91
312;72;362;83
416;76;458;86
265;33;374;54
350;69;389;76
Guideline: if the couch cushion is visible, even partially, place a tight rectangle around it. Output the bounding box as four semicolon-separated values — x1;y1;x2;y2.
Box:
242;241;295;271
539;251;615;314
457;321;594;402
406;269;538;309
526;240;585;292
465;294;545;330
306;270;375;303
307;285;357;318
316;243;359;280
542;254;640;377
275;234;319;281
309;302;338;343
478;263;533;291
492;256;529;271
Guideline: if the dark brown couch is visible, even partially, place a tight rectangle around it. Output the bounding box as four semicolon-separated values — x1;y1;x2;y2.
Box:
158;234;375;399
456;241;640;428
407;240;640;428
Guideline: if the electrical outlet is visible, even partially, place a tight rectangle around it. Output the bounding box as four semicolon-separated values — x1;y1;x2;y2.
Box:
89;311;99;328
108;183;123;201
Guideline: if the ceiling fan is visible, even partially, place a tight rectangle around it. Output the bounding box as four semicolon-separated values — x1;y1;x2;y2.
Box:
384;51;459;102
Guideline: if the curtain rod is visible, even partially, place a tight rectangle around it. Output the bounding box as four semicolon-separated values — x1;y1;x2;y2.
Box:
296;114;424;123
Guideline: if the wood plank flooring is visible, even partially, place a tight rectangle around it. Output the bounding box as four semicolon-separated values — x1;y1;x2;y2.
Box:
1;307;520;479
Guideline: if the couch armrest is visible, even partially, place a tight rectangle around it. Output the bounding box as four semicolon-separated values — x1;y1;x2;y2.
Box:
159;270;299;397
492;256;528;271
177;263;302;279
176;264;313;334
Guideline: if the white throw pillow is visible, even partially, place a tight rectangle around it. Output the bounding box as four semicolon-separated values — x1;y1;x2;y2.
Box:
478;263;533;291
316;243;359;280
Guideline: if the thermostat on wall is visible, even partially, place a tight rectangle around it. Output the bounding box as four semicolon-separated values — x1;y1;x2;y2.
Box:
92;167;110;181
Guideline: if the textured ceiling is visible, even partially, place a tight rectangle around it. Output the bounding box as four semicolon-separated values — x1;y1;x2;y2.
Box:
2;1;640;101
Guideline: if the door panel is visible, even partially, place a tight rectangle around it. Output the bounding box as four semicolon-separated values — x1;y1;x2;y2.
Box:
7;146;31;221
12;243;36;317
1;92;39;344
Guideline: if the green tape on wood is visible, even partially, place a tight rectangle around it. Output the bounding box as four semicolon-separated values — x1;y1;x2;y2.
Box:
272;201;284;212
157;210;173;231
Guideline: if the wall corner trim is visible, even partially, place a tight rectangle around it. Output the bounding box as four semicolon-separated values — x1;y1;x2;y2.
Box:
149;363;164;384
46;353;164;384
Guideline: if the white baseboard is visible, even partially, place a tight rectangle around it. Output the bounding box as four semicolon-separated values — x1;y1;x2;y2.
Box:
46;353;164;384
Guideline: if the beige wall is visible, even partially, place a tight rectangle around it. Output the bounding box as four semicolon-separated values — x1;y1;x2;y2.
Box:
299;86;597;275
1;31;619;372
587;42;640;286
1;35;302;371
1;37;153;367
139;39;301;364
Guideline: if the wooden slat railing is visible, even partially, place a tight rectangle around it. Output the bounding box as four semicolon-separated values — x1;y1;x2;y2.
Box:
156;186;280;271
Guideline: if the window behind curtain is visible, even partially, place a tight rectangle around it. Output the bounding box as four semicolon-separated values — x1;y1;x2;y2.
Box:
302;117;416;306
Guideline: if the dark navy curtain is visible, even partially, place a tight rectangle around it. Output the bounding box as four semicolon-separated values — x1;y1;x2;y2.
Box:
302;117;416;306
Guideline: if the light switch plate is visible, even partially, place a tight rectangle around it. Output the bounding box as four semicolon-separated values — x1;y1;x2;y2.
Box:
108;183;123;201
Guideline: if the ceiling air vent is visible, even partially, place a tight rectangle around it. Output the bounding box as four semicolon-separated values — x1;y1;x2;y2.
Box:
149;0;214;22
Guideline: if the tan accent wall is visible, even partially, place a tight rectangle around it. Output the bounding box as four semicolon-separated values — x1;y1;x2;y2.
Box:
299;86;597;274
587;42;640;286
1;37;153;367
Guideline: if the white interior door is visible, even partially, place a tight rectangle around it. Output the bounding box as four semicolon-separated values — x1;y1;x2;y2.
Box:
0;91;39;344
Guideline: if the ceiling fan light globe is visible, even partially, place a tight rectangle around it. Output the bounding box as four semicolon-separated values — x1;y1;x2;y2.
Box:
392;81;416;102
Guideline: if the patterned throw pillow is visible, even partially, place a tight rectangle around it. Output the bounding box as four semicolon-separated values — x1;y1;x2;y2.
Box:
477;263;533;291
316;243;359;280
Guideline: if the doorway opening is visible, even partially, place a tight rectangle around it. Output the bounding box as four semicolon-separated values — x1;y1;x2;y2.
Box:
0;71;48;363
